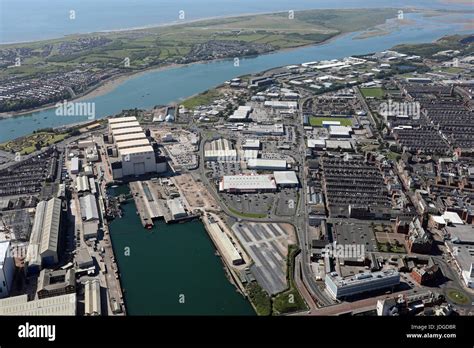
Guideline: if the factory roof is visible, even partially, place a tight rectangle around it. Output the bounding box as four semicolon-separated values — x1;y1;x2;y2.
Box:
109;121;141;130
111;126;144;136
207;221;241;263
80;194;99;221
39;197;62;258
325;140;353;150
114;133;147;143
116;138;151;149
76;175;90;192
327;269;399;287
307;139;326;148
242;139;261;149
220;175;276;191
442;211;464;225
229;106;252;121
167;198;186;218
118;145;154;156
264;101;298;109
108;116;138;124
0;293;76;316
247;158;287;169
447;224;474;244
329;126;353;137
273;171;299;185
84;279;101;316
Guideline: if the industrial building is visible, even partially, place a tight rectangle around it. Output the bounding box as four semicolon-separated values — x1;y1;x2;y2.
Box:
228;105;252;121
167;198;187;219
206;217;243;265
79;194;99;222
204;138;237;162
37;268;76;299
26;197;63;270
84;278;101;316
264;101;297;109
329;126;353;138
76;175;90;193
273;171;299;187
0;241;14;299
242;139;261;150
219;175;276;193
247;159;287;171
107;116;167;178
80;193;100;239
71;157;80;174
325;270;400;299
0;293;76;315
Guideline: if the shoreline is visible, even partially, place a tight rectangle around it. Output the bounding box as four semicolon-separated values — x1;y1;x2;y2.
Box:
0;32;348;120
0;6;423;46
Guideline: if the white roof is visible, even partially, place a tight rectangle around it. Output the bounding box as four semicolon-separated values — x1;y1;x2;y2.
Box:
431;215;447;225
114;133;147;143
264;101;298;109
112;126;143;136
116;139;150;149
325;140;353;149
242;139;260;148
80;194;99;221
273;171;299;185
109;121;140;130
39;197;62;257
442;211;464;225
221;175;276;191
108;116;137;124
307;139;326;148
247;158;287;169
329;126;352;136
0;293;76;316
118;145;154;156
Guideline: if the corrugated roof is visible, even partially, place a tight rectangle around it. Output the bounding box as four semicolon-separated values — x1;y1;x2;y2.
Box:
118;145;154;156
39;197;62;258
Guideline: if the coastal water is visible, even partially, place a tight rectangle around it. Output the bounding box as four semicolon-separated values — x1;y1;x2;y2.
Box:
108;186;254;315
0;0;469;44
0;11;471;142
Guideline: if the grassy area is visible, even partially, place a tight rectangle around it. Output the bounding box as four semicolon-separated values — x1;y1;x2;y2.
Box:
180;89;221;110
0;132;68;154
386;151;402;162
393;34;474;59
446;288;470;305
360;87;384;98
272;245;308;315
377;242;406;254
309;116;352;127
246;282;272;316
228;207;267;219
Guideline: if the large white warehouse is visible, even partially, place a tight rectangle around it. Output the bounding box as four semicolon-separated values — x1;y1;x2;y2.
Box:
107;116;167;178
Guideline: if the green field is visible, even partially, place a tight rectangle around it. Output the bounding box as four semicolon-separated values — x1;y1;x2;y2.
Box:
0;132;68;154
360;87;384;98
446;288;470;305
272;245;308;315
393;34;474;59
181;89;222;109
246;282;271;316
309;116;352;127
